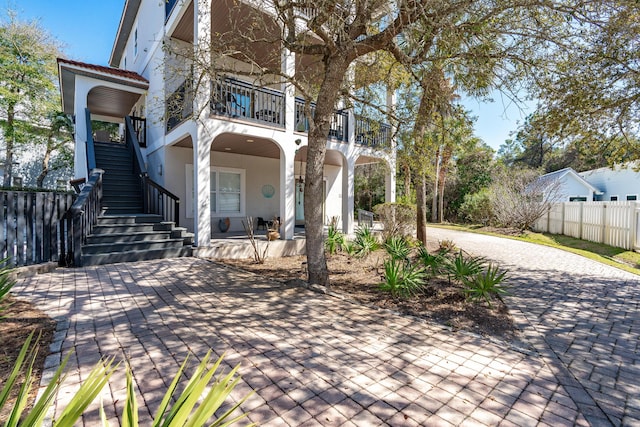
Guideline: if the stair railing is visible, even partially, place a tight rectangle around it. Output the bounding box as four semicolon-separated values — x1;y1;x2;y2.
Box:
124;116;180;226
85;109;97;171
61;168;104;267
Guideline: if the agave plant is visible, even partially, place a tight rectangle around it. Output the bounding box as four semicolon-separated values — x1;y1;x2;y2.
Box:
462;264;509;308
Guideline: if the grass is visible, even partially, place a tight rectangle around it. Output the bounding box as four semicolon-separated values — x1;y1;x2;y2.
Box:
429;223;640;276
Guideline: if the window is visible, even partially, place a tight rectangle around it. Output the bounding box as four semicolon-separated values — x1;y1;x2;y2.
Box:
186;165;245;218
569;196;587;202
134;26;138;57
610;196;618;201
626;195;637;201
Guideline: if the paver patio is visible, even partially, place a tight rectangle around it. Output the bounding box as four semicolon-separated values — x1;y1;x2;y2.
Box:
13;227;639;426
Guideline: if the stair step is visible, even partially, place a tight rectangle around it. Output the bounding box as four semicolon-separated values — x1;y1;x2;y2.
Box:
86;231;172;244
97;214;163;225
81;246;193;266
91;222;173;234
82;239;185;254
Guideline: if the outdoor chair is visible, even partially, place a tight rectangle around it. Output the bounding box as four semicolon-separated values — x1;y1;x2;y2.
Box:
257;217;267;230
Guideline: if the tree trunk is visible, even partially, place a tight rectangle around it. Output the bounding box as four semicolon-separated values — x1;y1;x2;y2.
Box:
403;164;411;201
431;146;440;222
304;55;349;286
36;141;53;188
3;103;16;187
416;173;427;245
438;145;452;223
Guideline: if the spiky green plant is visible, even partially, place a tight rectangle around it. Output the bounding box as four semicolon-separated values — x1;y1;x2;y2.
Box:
383;236;411;262
1;335;252;427
325;225;345;255
417;245;446;277
379;259;426;298
444;250;485;283
0;258;16;316
462;264;509;308
352;226;380;258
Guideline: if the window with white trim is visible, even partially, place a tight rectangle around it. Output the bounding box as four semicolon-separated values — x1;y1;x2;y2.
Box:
626;194;637;201
186;165;245;217
610;195;618;201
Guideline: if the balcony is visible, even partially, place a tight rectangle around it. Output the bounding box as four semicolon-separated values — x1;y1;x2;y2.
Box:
167;75;390;147
294;98;349;142
210;78;285;128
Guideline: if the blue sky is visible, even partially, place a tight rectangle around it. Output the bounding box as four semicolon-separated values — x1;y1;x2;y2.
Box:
1;0;528;151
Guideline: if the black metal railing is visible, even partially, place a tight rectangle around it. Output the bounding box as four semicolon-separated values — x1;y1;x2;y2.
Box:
166;79;193;133
131;116;147;147
294;98;349;142
211;78;285;128
126;116;180;225
64;169;103;267
355;116;392;148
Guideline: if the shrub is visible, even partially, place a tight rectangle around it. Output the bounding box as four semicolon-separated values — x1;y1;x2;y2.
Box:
444;250;485;283
351;226;380;258
325;225;345;255
459;189;494;225
383;236;411;262
462;264;509;307
379;258;426;298
438;239;457;254
373;202;416;240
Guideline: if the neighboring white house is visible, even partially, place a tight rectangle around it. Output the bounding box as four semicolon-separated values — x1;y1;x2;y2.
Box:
536;167;603;202
579;162;640;202
57;0;396;248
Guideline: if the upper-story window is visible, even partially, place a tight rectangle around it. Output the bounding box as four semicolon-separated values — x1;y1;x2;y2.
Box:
134;25;138;57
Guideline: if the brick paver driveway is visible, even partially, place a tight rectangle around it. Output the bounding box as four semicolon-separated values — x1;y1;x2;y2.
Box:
13;228;638;426
427;227;640;426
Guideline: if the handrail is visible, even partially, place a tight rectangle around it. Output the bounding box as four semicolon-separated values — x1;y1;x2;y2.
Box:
125;115;180;226
125;116;147;176
65;168;104;266
294;98;349;142
85;108;96;171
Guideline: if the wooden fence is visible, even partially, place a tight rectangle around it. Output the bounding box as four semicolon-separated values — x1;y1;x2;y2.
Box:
533;201;640;251
1;190;75;267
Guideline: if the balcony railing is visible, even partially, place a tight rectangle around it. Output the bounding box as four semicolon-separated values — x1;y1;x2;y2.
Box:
211;78;285;128
166;79;193;133
295;98;349;142
355;116;392;148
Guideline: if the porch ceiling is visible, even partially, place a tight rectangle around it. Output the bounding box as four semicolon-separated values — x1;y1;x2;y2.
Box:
171;1;194;42
58;59;148;119
174;134;343;166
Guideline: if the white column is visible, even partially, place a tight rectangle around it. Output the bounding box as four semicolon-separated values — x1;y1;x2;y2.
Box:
280;149;296;239
342;156;355;234
385;156;396;203
193;0;212;247
281;48;296;135
73;77;93;179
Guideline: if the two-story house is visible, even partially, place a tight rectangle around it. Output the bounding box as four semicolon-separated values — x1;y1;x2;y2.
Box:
57;0;396;263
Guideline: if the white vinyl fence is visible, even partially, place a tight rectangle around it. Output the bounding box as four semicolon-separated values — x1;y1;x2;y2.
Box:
533;201;640;251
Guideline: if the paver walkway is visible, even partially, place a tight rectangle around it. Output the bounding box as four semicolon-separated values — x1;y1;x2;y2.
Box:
427;227;640;426
12;228;638;426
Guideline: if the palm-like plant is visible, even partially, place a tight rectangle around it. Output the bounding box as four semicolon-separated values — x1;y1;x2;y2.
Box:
325;225;345;255
462;264;509;308
352;226;380;258
383;236;411;262
417;245;446;277
379;259;426;298
444;250;485;283
0;258;15;316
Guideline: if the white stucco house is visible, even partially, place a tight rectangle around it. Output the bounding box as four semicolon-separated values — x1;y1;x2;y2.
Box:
579;162;640;202
57;0;396;253
536;167;603;202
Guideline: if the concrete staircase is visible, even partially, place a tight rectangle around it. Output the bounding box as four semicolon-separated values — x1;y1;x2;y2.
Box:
80;141;193;266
